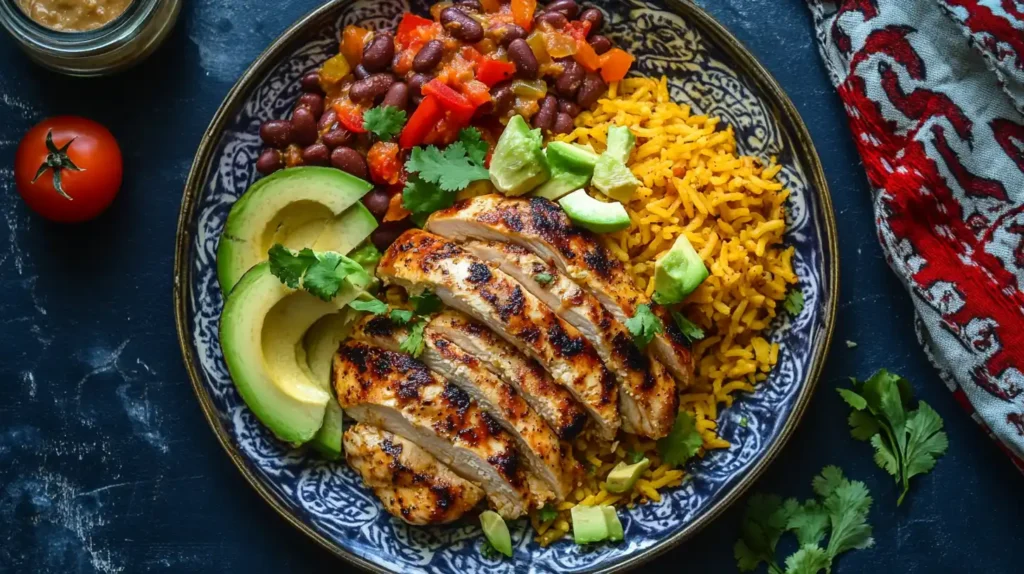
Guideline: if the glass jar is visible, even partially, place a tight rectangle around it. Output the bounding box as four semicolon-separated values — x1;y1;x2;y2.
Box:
0;0;181;77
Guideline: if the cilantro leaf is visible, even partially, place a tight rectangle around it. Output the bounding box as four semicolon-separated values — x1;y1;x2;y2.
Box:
410;290;443;315
403;174;457;216
734;493;788;572
656;411;703;468
901;401;948;501
626;449;645;464
363;106;407;141
625;304;663;349
784;545;831;574
671;311;705;343
784;289;804;315
399;320;427;358
533;272;554;285
848;410;880;441
268;244;316;288
406;140;489;192
389;309;415;325
786;500;829;547
823;476;874;557
459;127;489;165
811;465;845;499
837;388;867;411
538;504;558;523
303;252;368;301
870;434;899;477
349;298;388;314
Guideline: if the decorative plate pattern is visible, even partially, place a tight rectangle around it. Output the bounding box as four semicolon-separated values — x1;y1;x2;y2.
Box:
173;1;838;572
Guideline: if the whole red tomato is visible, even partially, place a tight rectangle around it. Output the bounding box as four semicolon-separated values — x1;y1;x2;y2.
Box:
15;116;123;223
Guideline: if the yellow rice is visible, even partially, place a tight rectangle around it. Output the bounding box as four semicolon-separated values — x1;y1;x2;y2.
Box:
534;77;797;545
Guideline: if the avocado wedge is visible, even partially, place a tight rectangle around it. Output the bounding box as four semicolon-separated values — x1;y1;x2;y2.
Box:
220;263;365;446
303;311;357;458
217;167;374;294
559;189;631;233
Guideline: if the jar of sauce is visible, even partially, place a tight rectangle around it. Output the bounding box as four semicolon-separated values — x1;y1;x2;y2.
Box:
0;0;180;76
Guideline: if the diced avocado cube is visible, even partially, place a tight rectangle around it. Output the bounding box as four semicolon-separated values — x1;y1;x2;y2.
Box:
605;125;636;164
533;141;600;201
592;154;641;203
480;510;513;557
653;234;709;304
559;189;631;233
604;458;651;493
489;115;550;196
571;505;610;544
602;507;624;542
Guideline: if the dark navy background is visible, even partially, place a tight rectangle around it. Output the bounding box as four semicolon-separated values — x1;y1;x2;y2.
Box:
1;0;1020;572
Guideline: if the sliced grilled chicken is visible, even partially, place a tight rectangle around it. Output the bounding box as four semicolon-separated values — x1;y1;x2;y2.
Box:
464;240;678;438
333;341;541;518
353;315;575;498
343;423;485;525
426;194;695;388
429;310;588;441
377;230;621;439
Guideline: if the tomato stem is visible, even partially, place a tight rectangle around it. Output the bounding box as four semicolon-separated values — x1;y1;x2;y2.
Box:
31;130;84;201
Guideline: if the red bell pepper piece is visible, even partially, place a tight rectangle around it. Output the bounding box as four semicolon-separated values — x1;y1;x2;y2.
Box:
476;58;516;87
396;13;435;48
422;79;476;115
399;95;444;149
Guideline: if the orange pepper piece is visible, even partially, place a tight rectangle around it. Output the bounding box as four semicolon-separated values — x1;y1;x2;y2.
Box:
511;0;536;32
599;48;635;83
384;192;411;222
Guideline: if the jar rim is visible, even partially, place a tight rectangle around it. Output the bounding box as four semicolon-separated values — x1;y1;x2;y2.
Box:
0;0;160;56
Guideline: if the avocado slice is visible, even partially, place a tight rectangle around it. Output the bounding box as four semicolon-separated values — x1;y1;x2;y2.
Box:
591;154;641;203
480;510;513;557
559;189;631;233
605;458;651;493
571;505;610;544
302;311;356;459
533;141;600;201
653;234;709;304
489;115;550;196
217;167;373;294
605;125;636;164
602;507;624;542
220;263;365;446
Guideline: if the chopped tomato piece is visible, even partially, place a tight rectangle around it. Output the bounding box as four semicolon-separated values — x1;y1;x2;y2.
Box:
599;48;635;83
399;95;444;149
461;80;492;107
476;58;516;86
334;99;367;133
396;13;435;48
383;192;411;222
511;0;536;31
368;141;402;185
564;20;592;41
460;46;483;64
341;26;371;66
423;79;476;115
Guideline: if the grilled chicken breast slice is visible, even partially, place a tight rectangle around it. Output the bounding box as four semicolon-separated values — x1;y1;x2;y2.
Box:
343;423;485;525
426;194;695;388
464;240;678;438
333;341;540;518
377;230;620;439
428;310;588;441
353;315;575;498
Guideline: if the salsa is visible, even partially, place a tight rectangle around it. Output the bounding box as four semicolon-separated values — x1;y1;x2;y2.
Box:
17;0;133;32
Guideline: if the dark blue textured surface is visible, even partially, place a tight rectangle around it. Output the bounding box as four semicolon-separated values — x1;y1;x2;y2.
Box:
0;1;1020;572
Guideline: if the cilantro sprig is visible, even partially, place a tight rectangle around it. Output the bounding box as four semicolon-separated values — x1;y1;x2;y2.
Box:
656;411;703;468
784;288;804;315
363;106;407;141
399;319;427;358
403;128;490;218
537;504;559;523
267;244;369;301
670;311;705;344
409;290;443;315
625;304;664;349
838;369;948;505
735;466;874;574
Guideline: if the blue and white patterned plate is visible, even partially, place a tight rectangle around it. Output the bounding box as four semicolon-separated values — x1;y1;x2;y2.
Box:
173;1;838;572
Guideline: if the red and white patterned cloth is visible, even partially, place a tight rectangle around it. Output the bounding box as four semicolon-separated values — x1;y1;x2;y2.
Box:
807;0;1024;471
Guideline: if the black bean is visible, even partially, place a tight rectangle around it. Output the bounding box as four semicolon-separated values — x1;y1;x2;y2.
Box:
256;149;283;174
440;7;484;43
493;23;527;46
353;64;370;80
291;107;319;146
362;187;392;220
455;0;482;13
362;33;395;73
555;58;584;97
508;38;538;79
491;81;514;114
576;72;607;109
297;92;324;119
408;73;431;104
371;219;413;251
381;82;410;111
545;0;579;18
558;99;581;117
553;112;575;134
300;71;324;94
330;146;369;179
302;143;331;166
323;127;354;148
350;73;396;103
533;96;558;131
259;119;293;148
589;34;612;55
413;40;444;73
579;7;603;33
535;11;568;29
318;108;338;132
